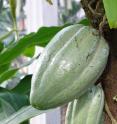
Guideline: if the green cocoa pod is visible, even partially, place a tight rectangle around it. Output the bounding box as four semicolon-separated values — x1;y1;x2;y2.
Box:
30;24;109;110
65;85;104;124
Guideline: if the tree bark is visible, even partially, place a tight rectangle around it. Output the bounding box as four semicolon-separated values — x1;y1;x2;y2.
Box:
81;0;117;123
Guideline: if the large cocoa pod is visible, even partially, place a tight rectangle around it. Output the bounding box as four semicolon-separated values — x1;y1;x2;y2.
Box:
30;24;109;110
65;85;104;124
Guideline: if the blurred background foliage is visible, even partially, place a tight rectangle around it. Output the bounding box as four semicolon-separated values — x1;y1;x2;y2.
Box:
0;0;27;90
0;0;85;89
58;0;85;24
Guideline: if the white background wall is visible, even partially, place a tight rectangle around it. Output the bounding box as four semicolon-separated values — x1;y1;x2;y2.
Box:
25;0;61;124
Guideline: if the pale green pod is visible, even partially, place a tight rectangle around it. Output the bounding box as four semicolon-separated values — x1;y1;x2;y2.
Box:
99;113;104;124
30;24;109;110
65;85;104;124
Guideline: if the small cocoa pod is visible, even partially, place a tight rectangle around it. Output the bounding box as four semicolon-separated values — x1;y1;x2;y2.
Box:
65;85;104;124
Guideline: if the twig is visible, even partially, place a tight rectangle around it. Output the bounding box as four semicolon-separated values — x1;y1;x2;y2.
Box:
113;95;117;102
88;0;101;16
99;15;107;33
105;101;117;124
95;0;101;12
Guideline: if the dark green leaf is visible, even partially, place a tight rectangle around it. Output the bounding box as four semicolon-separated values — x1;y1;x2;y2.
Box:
0;87;29;121
0;63;11;75
0;41;3;52
78;18;90;26
36;25;69;46
21;120;29;124
12;75;32;95
0;105;49;124
0;25;68;65
0;98;16;119
0;68;18;84
103;0;117;28
23;46;35;57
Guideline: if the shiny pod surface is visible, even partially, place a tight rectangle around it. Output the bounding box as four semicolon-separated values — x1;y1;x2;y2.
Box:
30;24;109;110
65;85;104;124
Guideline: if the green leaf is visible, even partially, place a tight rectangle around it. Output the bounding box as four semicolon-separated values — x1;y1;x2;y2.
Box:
0;42;3;52
0;63;11;75
103;0;117;28
0;33;35;66
78;18;90;26
0;68;18;84
12;75;32;95
23;46;35;57
0;25;68;65
0;105;49;124
36;25;69;46
0;87;29;121
21;120;29;124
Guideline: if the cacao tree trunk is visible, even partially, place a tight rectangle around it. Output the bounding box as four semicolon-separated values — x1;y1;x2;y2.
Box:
81;0;117;123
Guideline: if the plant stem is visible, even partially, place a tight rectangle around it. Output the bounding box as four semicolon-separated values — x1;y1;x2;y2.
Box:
0;29;17;41
13;20;19;41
